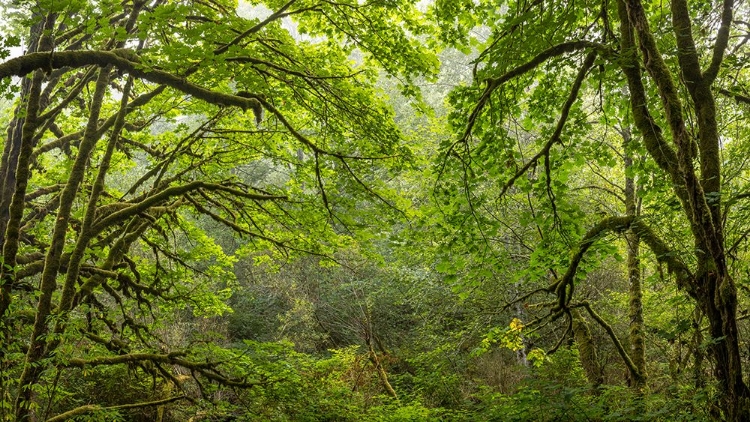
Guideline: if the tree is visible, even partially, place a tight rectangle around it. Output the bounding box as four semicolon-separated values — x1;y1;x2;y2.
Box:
0;0;434;419
433;0;750;418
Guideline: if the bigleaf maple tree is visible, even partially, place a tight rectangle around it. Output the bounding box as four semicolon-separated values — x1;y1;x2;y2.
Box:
0;0;434;420
434;0;750;418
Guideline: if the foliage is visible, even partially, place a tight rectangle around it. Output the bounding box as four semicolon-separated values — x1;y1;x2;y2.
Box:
2;0;750;420
0;0;435;419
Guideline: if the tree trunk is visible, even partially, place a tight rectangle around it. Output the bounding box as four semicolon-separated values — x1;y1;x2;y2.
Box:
623;128;646;392
616;0;750;416
0;12;51;319
691;307;705;389
695;270;750;420
571;309;603;391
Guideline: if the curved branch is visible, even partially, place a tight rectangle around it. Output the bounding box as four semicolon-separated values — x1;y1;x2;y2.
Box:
214;0;298;55
554;216;693;309
499;51;597;197
554;216;635;308
576;302;643;382
93;181;285;232
705;0;734;84
631;218;694;288
461;41;609;143
46;396;187;422
0;50;262;120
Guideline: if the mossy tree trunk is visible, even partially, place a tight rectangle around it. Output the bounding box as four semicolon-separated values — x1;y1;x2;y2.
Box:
448;0;750;417
622;128;646;393
571;309;604;391
618;0;749;417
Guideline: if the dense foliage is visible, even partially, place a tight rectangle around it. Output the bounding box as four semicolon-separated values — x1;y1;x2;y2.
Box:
2;0;750;420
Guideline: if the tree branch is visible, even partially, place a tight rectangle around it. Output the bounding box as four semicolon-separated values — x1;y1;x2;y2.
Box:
46;396;187;422
719;88;750;105
705;0;734;84
214;0;298;55
461;41;609;143
617;2;678;176
0;50;263;121
670;0;703;93
93;181;285;232
624;0;691;155
553;216;693;309
576;302;644;381
498;51;597;198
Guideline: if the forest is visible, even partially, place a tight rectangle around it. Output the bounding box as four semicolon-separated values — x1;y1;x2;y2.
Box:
2;0;750;420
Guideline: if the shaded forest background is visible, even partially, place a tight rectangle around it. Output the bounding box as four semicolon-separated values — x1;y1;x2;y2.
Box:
2;0;750;420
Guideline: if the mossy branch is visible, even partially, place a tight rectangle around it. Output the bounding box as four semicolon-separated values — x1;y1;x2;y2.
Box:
554;216;692;309
670;0;703;91
617;0;678;176
624;0;689;149
554;216;635;309
92;181;285;232
704;0;734;84
66;351;187;368
46;396;187;422
577;302;644;382
0;50;263;121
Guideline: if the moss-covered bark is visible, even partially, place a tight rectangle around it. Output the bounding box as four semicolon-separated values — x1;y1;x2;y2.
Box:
0;12;57;320
571;309;604;391
14;65;112;421
624;128;646;393
616;0;750;417
0;50;263;123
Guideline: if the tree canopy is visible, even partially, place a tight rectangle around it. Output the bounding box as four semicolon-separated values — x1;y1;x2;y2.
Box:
3;0;750;421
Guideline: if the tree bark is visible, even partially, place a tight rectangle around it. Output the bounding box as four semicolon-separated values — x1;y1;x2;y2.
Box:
617;0;750;418
623;128;646;392
14;65;111;422
0;12;55;319
571;309;603;391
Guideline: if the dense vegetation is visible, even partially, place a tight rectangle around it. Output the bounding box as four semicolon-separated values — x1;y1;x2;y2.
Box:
2;0;750;420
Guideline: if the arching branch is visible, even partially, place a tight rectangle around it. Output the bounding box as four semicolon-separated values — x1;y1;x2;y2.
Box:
92;181;286;233
553;216;692;309
0;50;263;121
461;41;610;143
46;396;188;422
498;51;597;198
